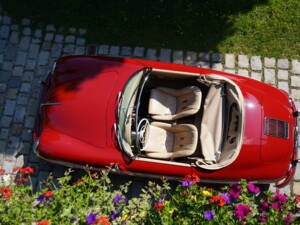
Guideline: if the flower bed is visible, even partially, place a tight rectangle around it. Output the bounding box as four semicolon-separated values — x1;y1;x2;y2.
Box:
0;167;299;224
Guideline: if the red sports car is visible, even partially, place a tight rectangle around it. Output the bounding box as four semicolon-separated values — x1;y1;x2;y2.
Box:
33;56;299;186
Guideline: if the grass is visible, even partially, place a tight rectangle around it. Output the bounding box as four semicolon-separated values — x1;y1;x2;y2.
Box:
1;0;300;59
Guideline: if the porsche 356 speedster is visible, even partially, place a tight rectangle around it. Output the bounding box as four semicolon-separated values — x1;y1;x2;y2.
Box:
33;56;299;186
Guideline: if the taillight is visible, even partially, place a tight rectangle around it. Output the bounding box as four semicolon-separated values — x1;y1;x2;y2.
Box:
264;118;289;139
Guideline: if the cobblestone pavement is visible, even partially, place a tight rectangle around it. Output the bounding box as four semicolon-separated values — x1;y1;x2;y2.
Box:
1;8;300;195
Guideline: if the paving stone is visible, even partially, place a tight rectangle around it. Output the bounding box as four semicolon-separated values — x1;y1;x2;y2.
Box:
264;68;276;85
278;81;289;93
24;116;35;128
25;59;36;70
291;76;300;87
2;161;15;173
0;70;12;82
98;45;109;55
294;166;300;180
224;69;236;74
6;88;18;99
0;83;6;92
237;69;249;77
22;129;32;141
76;37;85;46
79;28;87;35
44;33;54;41
63;44;75;54
291;89;300;100
121;46;132;56
277;183;291;196
34;29;43;38
197;61;210;68
159;48;171;62
264;57;276;68
184;51;197;65
28;44;40;59
0;128;9;140
109;46;120;57
65;35;75;43
20;83;31;93
41;41;52;51
11;24;19;31
0;116;12;127
292;60;300;74
54;34;64;43
225;54;235;68
38;51;49;65
199;52;210;62
46;24;56;32
69;27;76;34
277;59;289;69
22;71;34;82
4;44;17;60
20;142;31;155
8;136;20;149
146;48;157;60
3;100;16;116
0;141;6;153
8;78;21;88
27;99;39;115
172;50;183;64
14;106;26;123
250;56;262;70
15;51;27;66
211;53;221;63
278;70;289;80
211;63;223;71
238;55;249;68
51;43;63;58
23;27;31;36
12;66;24;76
133;47;144;58
2;61;13;71
2;15;12;25
0;40;7;53
11;123;23;136
9;31;19;44
19;36;31;51
0;25;10;39
17;93;29;105
21;18;31;26
0;54;3;64
74;46;85;55
32;38;41;44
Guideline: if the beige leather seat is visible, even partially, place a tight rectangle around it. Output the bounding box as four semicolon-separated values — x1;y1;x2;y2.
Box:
142;122;198;159
148;86;202;120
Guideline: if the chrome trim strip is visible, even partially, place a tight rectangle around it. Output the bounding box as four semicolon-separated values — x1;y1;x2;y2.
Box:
135;157;191;167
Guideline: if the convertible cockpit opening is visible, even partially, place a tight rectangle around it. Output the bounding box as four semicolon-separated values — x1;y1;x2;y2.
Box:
117;68;244;170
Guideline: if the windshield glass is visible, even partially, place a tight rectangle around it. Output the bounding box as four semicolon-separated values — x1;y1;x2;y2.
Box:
117;70;144;157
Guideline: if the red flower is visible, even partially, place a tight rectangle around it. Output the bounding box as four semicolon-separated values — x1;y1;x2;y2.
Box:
44;191;53;197
97;216;110;225
183;173;200;184
73;178;84;185
14;178;29;183
154;202;164;211
295;195;300;203
0;187;12;199
14;167;34;175
36;220;51;225
209;195;226;207
0;169;5;175
182;191;189;196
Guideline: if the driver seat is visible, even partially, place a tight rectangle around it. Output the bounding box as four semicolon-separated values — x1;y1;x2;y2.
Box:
148;86;202;120
142;122;198;159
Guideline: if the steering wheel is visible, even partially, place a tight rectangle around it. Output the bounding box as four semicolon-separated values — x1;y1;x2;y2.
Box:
136;118;150;148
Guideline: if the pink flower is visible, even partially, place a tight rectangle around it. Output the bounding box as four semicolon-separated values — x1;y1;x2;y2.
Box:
246;183;260;194
235;204;251;220
283;214;293;225
229;183;242;198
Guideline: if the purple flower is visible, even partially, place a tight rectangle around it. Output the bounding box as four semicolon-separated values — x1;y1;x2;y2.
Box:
71;217;77;223
229;183;242;198
283;214;293;224
37;194;45;203
221;193;231;204
271;201;281;210
182;180;193;187
259;217;267;223
235;204;251;221
111;212;118;220
113;195;123;204
204;210;214;220
272;190;287;203
86;213;97;224
247;183;260;194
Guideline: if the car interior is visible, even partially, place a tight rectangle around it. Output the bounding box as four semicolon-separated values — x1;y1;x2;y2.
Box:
118;68;244;170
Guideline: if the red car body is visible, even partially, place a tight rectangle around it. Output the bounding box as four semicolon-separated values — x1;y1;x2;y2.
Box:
34;56;298;186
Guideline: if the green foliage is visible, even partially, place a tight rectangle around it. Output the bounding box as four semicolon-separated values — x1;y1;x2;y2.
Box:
1;0;300;58
0;168;300;224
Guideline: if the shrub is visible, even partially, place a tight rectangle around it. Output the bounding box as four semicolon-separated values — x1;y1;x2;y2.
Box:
0;167;299;224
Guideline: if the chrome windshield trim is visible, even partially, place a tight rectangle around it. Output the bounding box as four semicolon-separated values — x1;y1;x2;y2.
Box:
40;102;61;107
